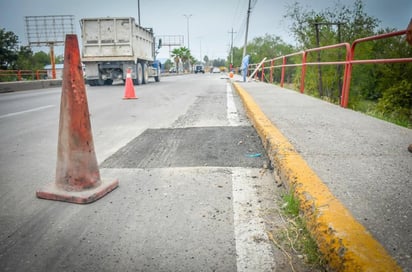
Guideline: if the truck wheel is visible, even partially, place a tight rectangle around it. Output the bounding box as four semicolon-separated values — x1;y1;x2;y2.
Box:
88;79;104;86
142;63;149;84
154;66;161;82
133;63;143;85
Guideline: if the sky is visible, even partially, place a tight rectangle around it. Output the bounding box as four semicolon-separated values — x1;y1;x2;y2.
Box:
0;0;411;61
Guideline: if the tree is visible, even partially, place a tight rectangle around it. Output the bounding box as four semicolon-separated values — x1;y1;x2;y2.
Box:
15;46;33;70
203;55;209;66
171;47;194;73
233;34;294;80
32;51;50;70
284;0;379;99
189;55;197;69
212;58;226;67
179;47;191;72
171;48;182;73
0;28;19;69
284;0;410;126
163;59;174;72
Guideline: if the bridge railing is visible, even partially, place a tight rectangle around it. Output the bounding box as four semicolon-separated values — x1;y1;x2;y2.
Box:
0;70;48;82
247;29;412;108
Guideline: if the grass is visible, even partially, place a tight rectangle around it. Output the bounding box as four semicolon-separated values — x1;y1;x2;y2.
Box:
350;100;411;128
280;82;411;128
279;190;325;269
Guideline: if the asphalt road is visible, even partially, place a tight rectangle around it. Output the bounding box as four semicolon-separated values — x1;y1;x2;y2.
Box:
0;74;306;271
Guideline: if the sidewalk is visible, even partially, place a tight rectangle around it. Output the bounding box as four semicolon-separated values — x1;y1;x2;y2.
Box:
232;79;411;271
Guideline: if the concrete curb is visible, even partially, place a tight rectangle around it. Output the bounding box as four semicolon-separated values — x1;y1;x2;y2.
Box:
0;80;62;93
232;82;402;272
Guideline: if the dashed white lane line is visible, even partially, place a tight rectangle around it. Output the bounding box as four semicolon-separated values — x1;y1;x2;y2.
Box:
0;105;55;119
231;168;276;272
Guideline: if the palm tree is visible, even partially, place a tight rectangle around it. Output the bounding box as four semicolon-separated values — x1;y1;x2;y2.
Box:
180;47;191;73
171;48;182;74
171;47;195;73
189;55;197;71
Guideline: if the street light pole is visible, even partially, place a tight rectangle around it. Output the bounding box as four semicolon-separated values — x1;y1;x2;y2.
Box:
183;14;192;50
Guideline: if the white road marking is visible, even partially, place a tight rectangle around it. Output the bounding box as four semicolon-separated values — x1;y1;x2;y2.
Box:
227;83;241;126
0;105;55;119
232;168;276;272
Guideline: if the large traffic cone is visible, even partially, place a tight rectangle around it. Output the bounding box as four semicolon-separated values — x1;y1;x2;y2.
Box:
36;34;119;204
123;68;138;99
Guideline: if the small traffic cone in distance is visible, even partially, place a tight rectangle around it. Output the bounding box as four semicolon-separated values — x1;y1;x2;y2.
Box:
123;68;138;99
36;34;119;204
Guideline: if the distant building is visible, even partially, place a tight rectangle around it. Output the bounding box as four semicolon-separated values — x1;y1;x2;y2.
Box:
44;64;64;79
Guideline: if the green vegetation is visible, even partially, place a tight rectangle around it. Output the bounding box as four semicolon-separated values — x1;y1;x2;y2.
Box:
230;0;411;128
0;27;64;81
170;46;226;73
280;190;324;267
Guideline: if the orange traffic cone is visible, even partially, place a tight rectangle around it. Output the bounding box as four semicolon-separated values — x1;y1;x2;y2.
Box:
123;68;138;99
36;34;119;204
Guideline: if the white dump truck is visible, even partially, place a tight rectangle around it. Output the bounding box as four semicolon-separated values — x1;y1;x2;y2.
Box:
80;17;161;86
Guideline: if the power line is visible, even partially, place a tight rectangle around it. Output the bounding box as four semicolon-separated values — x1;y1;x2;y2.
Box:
231;0;248;46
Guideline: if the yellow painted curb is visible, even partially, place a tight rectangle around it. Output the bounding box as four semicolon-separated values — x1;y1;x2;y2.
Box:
232;82;402;272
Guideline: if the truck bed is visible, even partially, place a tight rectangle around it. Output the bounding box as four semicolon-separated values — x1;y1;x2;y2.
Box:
80;17;154;62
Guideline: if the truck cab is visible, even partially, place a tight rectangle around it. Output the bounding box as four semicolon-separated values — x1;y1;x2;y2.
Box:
194;65;205;74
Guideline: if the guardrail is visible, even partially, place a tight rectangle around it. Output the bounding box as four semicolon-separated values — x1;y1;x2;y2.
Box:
342;30;411;107
247;29;412;108
0;70;48;81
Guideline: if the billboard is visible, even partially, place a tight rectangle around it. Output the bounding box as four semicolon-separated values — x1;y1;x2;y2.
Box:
25;15;75;46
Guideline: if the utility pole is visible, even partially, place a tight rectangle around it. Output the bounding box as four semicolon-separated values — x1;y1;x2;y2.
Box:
137;0;141;25
313;22;324;97
313;21;344;98
336;23;344;98
242;0;251;59
228;28;236;69
199;38;202;63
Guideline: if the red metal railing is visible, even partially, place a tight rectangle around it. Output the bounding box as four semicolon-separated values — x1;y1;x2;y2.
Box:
342;30;410;107
248;29;412;108
0;70;48;81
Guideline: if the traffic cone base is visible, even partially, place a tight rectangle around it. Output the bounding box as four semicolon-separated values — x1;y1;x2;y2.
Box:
36;179;119;204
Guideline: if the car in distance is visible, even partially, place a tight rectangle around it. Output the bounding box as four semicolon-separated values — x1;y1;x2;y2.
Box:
212;67;220;73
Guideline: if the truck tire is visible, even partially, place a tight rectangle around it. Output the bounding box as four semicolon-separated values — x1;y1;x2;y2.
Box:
133;63;143;85
142;63;149;84
88;79;105;86
154;66;161;82
88;80;97;86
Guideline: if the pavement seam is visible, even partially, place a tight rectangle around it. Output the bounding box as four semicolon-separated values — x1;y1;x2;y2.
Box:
232;82;402;272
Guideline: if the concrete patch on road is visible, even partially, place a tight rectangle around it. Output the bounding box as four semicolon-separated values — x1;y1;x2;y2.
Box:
101;126;268;169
